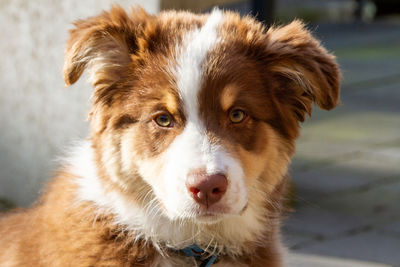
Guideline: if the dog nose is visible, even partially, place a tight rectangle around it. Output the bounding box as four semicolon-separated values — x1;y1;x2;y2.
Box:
186;173;228;207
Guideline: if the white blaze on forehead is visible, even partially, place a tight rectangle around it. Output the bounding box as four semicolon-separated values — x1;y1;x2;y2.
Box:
156;9;247;219
168;9;225;176
175;8;223;123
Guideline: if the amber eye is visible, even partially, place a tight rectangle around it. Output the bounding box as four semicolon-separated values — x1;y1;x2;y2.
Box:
229;109;246;123
155;113;173;127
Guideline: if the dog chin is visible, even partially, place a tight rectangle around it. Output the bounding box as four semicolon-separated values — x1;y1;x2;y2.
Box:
181;203;248;224
192;213;226;224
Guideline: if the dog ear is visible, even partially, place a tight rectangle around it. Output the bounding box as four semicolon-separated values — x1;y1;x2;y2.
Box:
265;20;341;122
64;5;152;102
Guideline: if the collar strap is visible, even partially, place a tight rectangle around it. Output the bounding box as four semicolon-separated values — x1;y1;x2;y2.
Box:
180;244;218;267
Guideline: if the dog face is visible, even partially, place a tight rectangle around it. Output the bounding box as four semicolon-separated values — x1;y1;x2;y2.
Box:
64;7;340;223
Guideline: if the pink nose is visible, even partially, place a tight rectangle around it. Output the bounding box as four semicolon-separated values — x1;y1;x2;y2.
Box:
186;172;228;207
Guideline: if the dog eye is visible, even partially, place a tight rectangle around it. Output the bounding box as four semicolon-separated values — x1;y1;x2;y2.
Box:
155;114;173;127
229;109;246;123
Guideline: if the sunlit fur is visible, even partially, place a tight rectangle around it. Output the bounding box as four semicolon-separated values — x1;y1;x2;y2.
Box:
0;6;340;267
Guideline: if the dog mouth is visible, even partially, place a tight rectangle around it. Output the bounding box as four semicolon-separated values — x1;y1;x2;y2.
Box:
192;211;225;223
190;201;249;223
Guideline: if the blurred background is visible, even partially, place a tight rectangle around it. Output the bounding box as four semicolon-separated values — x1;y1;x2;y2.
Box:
0;0;399;266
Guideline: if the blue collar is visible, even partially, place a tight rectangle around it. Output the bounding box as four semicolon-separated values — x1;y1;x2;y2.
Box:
180;244;218;267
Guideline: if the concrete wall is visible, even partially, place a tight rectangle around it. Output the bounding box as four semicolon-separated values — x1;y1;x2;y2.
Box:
0;0;159;207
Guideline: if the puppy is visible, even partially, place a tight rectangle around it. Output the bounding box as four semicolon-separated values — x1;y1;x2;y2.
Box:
0;6;340;267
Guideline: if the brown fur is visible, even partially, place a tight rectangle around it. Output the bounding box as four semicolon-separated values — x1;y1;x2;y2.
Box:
0;173;157;266
0;6;340;266
0;173;286;266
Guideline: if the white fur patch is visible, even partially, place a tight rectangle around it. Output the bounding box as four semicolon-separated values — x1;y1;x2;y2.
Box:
69;142;264;257
174;8;222;125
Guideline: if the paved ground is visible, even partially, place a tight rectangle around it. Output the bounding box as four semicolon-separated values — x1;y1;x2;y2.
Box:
284;21;400;266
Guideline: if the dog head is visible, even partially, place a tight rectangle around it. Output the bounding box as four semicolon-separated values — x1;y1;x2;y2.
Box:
64;6;340;224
